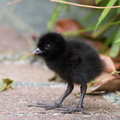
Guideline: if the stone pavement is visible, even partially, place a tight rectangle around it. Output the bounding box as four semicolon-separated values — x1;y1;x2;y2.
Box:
0;62;120;120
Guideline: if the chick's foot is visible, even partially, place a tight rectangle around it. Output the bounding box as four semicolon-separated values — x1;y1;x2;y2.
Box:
28;102;67;110
56;107;91;115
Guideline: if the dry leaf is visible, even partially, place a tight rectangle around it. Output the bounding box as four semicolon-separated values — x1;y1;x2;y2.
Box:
55;18;91;37
87;72;120;93
112;54;120;70
100;55;116;73
55;19;105;51
112;55;120;63
87;55;120;93
114;62;120;70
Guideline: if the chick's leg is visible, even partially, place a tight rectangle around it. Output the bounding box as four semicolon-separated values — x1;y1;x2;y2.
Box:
28;83;74;110
77;83;87;109
57;83;90;114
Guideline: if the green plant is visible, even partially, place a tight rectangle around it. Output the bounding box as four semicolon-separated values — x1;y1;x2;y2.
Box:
48;0;120;58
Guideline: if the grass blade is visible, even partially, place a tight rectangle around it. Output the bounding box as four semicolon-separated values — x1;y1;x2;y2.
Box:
115;38;120;43
95;0;117;31
110;28;120;58
62;20;120;36
96;0;103;4
117;0;120;14
48;0;68;31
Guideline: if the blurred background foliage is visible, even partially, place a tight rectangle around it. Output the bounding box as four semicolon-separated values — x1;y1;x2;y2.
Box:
48;0;120;58
0;0;119;61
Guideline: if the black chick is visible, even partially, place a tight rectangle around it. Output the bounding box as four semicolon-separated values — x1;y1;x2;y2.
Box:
30;32;103;114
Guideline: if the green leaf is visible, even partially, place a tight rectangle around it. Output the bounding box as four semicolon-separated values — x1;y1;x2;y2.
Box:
105;29;116;46
0;78;14;92
117;0;120;14
63;20;120;37
95;0;117;31
110;28;120;58
65;2;70;12
48;0;69;31
48;4;65;31
96;0;103;4
115;38;120;43
92;15;120;38
114;28;120;42
110;43;120;58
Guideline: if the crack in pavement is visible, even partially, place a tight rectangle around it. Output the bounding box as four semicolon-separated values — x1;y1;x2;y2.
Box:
1;111;120;117
0;81;67;87
0;112;65;116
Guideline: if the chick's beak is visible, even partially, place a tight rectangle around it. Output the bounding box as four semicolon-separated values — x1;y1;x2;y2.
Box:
31;48;42;56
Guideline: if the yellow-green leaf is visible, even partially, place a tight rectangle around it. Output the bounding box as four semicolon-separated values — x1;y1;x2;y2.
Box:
0;78;14;92
96;0;102;4
48;0;69;31
115;38;120;43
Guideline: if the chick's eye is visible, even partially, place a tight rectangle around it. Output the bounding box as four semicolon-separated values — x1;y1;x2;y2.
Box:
45;44;51;50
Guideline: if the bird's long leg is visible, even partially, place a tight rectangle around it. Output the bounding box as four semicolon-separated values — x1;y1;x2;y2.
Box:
56;83;91;115
28;83;74;110
54;83;74;105
77;83;87;109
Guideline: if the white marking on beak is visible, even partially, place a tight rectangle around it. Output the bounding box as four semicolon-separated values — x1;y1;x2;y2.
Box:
31;48;43;56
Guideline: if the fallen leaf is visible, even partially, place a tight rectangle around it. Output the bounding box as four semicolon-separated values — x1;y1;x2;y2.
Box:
0;78;14;92
55;19;105;51
100;55;116;73
87;72;120;93
55;19;83;32
112;54;120;62
114;62;120;70
87;55;120;93
55;18;91;37
112;54;120;70
48;74;57;81
96;76;120;91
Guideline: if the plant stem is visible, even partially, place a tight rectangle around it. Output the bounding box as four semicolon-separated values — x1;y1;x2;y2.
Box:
89;71;120;87
48;1;66;31
61;20;120;37
92;15;120;38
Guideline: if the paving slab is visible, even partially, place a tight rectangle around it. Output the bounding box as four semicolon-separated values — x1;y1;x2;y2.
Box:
0;86;120;120
0;63;54;83
1;114;120;120
0;63;120;120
